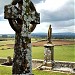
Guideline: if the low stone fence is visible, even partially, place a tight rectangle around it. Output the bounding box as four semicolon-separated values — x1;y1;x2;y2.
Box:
0;58;75;70
0;58;75;67
54;61;75;69
0;58;43;64
0;57;7;64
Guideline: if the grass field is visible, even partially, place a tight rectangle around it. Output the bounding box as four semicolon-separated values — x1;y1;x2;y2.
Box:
32;45;75;62
0;49;13;58
0;38;75;75
0;45;75;62
0;40;14;45
0;66;73;75
54;45;75;61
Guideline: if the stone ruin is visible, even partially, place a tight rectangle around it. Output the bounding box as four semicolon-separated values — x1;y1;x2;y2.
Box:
38;25;55;70
39;25;75;74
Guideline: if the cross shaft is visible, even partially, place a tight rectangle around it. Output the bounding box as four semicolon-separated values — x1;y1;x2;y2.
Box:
4;0;40;74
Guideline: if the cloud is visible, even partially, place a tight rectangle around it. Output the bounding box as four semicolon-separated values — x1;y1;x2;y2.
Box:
0;0;12;20
40;0;74;22
31;0;45;4
34;0;75;33
0;17;3;21
0;13;3;17
0;7;3;14
0;0;75;33
52;25;75;33
0;21;15;34
54;19;74;27
50;19;75;33
0;13;4;21
33;22;49;33
33;19;75;33
36;0;69;12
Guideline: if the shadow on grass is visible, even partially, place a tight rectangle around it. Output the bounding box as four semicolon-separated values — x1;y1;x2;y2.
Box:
0;65;73;75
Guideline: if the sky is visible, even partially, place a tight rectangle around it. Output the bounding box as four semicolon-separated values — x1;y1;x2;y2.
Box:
0;0;75;34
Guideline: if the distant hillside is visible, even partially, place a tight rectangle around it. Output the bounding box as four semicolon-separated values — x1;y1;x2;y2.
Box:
31;33;47;38
0;33;75;39
52;33;75;39
0;34;15;38
31;33;75;39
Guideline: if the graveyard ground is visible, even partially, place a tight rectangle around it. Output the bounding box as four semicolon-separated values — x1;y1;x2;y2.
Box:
0;65;73;75
0;38;75;75
0;45;75;62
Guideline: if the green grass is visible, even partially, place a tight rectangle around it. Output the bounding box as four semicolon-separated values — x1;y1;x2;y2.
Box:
33;70;72;75
0;66;72;75
0;49;13;58
0;45;75;62
0;46;13;50
32;45;75;62
0;40;14;45
31;38;37;42
32;47;44;59
0;46;8;50
0;66;12;75
54;45;75;62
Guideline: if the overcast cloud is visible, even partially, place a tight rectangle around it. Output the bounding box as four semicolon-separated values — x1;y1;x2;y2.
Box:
35;0;75;33
0;0;75;34
31;0;45;4
41;0;74;22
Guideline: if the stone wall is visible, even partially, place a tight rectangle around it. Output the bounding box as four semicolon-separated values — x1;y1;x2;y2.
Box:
54;61;75;69
0;58;7;63
0;58;75;70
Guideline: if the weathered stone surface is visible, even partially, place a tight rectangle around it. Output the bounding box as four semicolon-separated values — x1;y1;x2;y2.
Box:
43;25;54;69
4;0;40;74
47;25;52;44
44;44;54;63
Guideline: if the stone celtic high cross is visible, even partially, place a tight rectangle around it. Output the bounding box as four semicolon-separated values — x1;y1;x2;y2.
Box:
4;0;40;74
